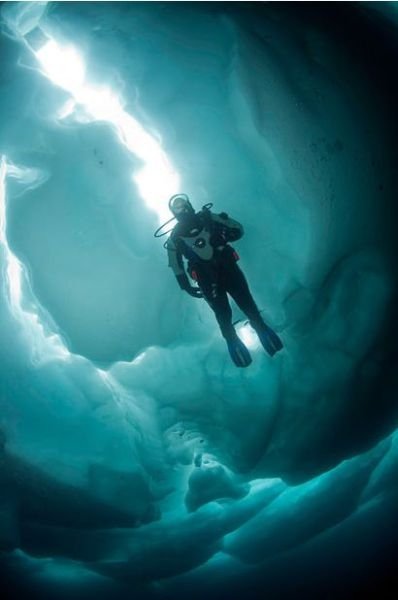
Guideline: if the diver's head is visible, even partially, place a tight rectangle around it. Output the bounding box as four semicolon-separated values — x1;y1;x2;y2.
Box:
169;193;195;222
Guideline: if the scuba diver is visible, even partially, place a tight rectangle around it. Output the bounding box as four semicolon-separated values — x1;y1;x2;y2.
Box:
165;194;283;367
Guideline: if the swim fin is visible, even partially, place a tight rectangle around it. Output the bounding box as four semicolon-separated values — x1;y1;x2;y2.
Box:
226;334;252;368
250;321;283;357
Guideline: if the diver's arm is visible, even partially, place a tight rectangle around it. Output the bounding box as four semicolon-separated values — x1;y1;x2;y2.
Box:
167;236;185;277
175;273;203;298
174;274;201;297
209;212;244;242
167;236;202;298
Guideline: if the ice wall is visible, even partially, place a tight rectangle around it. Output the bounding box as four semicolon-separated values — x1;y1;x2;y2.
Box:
0;2;397;599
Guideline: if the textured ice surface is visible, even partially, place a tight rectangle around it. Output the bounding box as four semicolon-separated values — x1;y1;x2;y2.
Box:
0;2;397;599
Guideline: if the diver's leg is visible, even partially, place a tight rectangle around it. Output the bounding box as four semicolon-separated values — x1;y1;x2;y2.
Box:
226;262;283;356
196;267;251;367
224;261;262;322
194;266;233;337
205;286;235;339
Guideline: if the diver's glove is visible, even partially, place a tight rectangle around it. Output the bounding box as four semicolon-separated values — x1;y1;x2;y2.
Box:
176;274;203;298
186;286;203;298
208;212;241;245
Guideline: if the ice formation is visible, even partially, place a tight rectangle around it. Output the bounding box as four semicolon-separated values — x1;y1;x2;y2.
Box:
0;2;397;599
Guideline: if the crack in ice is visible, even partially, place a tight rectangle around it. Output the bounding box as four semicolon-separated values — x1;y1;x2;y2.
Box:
34;34;179;224
1;15;180;363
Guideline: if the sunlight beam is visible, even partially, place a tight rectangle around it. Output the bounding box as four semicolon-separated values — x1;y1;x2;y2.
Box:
34;34;179;223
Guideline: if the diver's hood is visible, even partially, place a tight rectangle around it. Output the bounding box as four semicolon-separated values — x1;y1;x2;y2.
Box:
169;193;195;219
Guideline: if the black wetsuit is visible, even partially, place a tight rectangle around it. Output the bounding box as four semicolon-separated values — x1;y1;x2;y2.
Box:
167;209;264;339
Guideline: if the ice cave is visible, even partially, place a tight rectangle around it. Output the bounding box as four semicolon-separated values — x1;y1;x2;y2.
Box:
0;1;398;598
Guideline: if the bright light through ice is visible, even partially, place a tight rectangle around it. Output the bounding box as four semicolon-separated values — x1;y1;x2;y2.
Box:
78;86;123;121
7;254;22;306
0;158;8;241
35;37;179;223
238;322;260;350
0;31;180;367
36;40;85;96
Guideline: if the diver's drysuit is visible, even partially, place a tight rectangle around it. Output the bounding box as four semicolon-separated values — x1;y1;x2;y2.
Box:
167;197;283;367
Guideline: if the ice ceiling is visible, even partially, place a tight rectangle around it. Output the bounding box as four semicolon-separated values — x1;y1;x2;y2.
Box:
0;2;398;599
